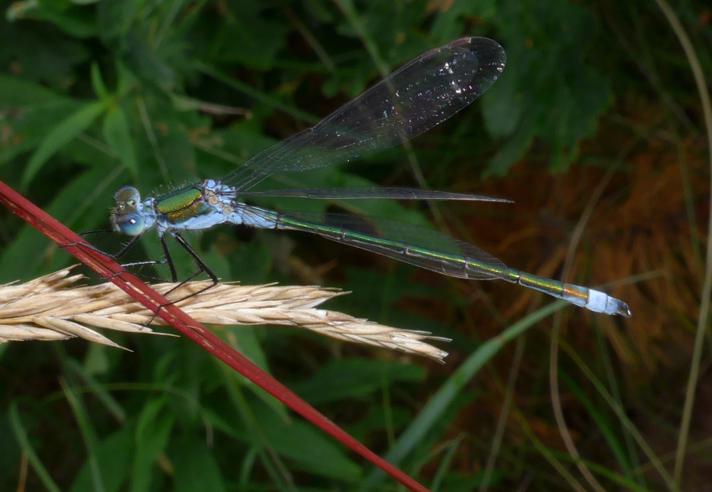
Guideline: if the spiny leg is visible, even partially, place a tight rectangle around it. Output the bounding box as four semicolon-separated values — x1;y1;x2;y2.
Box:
148;232;219;324
65;233;163;282
160;232;219;298
115;257;169;283
81;234;171;283
66;231;142;261
174;232;219;285
160;233;178;282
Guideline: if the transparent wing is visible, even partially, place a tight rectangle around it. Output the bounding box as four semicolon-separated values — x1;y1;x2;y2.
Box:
243;207;511;281
225;37;506;191
237;187;513;203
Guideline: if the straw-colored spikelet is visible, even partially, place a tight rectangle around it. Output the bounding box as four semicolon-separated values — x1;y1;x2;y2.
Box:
0;268;448;361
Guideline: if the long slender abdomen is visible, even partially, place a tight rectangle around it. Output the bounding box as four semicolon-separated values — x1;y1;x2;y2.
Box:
249;208;631;317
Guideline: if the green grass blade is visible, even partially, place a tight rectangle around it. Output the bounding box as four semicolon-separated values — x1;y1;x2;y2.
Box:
61;379;106;492
594;324;647;489
559;340;676;489
64;358;126;423
8;403;62;492
479;336;526;491
546;447;652;492
130;398;175;492
560;372;635;481
361;301;566;489
430;435;464;492
653;0;712;485
21;99;107;189
102;105;138;177
91;63;108;99
219;364;296;491
193;61;318;124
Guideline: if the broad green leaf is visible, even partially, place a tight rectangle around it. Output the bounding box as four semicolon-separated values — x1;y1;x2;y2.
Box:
228;239;274;284
210;3;289;70
131;398;175;492
0;166;123;282
483;0;611;173
171;437;226;492
481;70;522;139
70;427;132;492
91;63;108;99
97;0;140;40
102;105;138;176
228;327;271;373
27;1;97;38
0;25;88;86
0;75;77;164
116;62;136;96
430;1;497;43
122;28;177;89
0;75;61;105
1;98;80;166
486;125;534;176
291;358;425;404
251;401;361;481
22;99;106;188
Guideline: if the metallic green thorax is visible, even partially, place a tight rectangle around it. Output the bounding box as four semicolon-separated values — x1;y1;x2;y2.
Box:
155;186;210;223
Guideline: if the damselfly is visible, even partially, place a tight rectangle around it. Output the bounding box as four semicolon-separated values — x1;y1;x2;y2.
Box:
107;37;631;317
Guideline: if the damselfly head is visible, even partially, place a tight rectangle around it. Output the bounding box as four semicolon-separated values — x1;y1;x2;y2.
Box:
110;186;146;236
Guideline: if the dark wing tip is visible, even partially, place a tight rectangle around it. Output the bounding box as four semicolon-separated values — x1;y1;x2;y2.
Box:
454;37;506;72
444;37;507;101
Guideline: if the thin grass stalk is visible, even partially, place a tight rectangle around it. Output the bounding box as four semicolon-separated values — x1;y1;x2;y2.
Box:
559;339;676;490
0;180;429;492
511;409;587;491
479;336;526;492
61;379;106;492
9;403;61;492
429;435;465;492
549;167;617;492
653;0;712;486
361;301;567;490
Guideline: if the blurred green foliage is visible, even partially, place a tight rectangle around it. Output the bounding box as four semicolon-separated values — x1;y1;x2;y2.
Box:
1;0;710;490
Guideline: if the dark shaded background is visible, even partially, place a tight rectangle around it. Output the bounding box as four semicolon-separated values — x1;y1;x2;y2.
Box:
1;1;710;490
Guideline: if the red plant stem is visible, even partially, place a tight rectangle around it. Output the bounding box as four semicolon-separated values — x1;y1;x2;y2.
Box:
0;180;428;492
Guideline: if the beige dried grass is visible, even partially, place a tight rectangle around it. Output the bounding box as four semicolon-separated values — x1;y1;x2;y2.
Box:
0;267;448;361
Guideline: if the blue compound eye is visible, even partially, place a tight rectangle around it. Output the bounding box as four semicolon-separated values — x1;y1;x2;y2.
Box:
111;186;146;235
112;213;145;236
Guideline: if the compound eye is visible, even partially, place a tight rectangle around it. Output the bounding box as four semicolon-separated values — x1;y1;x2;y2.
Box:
118;214;145;236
